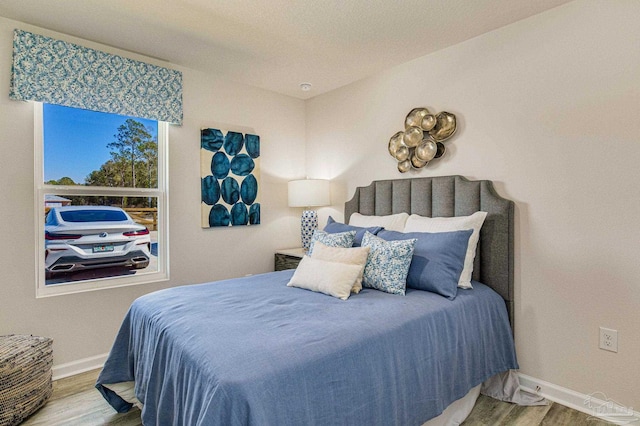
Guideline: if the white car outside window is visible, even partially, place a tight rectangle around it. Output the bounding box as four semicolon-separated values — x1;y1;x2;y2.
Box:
45;206;151;279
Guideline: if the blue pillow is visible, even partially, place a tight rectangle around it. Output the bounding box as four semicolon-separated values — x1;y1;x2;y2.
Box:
361;231;416;296
377;229;472;300
324;216;383;247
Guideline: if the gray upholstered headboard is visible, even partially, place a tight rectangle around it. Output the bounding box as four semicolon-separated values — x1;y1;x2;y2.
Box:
345;175;514;327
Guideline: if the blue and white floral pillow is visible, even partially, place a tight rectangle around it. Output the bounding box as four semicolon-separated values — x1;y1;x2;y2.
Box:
308;230;356;255
361;231;416;295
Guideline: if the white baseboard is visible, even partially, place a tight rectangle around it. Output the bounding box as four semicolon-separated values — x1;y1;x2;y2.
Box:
518;373;640;425
52;353;108;381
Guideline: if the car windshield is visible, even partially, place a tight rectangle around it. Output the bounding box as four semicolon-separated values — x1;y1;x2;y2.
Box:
59;210;128;222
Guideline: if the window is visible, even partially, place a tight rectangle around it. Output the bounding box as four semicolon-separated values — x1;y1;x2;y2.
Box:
35;103;169;297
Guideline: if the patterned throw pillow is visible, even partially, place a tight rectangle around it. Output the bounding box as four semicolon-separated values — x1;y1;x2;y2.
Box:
361;231;416;295
308;230;357;255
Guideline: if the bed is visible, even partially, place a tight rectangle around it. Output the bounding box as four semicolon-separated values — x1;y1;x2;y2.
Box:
97;175;518;425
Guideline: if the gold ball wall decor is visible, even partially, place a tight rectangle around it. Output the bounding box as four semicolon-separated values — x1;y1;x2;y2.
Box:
388;107;458;173
394;145;409;162
429;111;457;142
411;154;428;169
403;126;423;148
397;159;412;173
405;108;430;129
388;131;404;156
415;139;437;162
421;114;436;131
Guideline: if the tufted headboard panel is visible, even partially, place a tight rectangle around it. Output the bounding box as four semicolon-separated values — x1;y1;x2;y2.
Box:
345;175;514;327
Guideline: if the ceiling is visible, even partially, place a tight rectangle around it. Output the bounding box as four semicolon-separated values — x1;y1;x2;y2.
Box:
0;0;572;99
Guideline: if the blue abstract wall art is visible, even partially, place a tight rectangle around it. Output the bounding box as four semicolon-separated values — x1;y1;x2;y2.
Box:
201;128;260;228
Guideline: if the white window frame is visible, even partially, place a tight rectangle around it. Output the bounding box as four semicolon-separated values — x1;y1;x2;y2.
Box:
34;102;169;298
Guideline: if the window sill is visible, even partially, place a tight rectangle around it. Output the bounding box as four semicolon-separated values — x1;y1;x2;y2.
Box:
36;270;169;298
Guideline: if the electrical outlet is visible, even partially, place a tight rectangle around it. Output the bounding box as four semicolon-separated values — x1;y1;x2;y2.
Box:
599;327;618;353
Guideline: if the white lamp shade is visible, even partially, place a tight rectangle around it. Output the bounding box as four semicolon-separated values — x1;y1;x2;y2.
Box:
288;179;330;207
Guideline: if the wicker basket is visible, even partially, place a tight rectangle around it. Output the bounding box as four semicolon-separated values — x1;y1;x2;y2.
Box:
0;335;53;426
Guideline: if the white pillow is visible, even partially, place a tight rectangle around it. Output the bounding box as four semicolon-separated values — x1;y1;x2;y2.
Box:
403;211;487;289
349;212;409;232
310;242;370;293
287;256;362;300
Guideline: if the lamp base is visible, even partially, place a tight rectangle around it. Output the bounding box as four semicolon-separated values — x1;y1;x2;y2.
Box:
301;210;318;252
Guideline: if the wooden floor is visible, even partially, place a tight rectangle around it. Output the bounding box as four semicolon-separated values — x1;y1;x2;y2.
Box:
462;394;612;426
22;369;611;425
22;370;142;426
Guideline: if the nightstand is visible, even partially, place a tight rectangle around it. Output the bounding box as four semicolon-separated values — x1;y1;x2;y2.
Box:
274;248;306;271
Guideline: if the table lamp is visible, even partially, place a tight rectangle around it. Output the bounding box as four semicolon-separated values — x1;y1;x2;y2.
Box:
288;179;330;251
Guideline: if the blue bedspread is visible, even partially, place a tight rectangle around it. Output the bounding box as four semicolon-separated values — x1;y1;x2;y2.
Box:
97;270;518;425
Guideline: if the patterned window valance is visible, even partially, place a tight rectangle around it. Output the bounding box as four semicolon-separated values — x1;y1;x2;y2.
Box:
10;29;183;125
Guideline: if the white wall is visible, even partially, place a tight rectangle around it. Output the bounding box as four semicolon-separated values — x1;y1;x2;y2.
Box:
0;18;304;368
2;0;638;411
306;0;640;409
